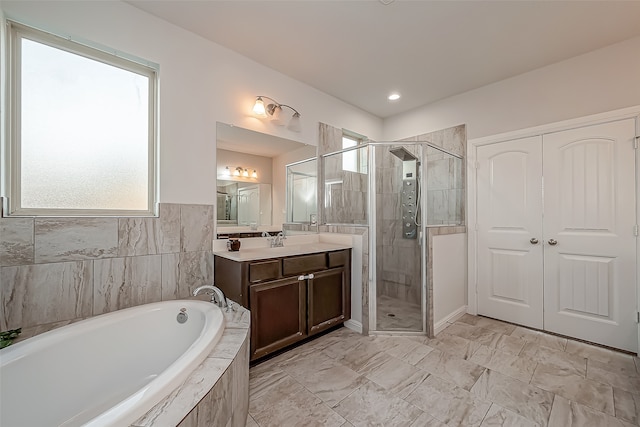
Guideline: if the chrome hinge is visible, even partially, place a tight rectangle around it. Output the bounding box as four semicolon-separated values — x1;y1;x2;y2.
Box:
634;224;639;237
475;161;480;169
634;136;639;149
636;311;640;323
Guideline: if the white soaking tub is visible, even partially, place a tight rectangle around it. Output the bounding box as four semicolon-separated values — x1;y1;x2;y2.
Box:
0;300;225;427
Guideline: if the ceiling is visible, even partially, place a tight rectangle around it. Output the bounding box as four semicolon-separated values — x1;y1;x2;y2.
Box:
127;0;640;119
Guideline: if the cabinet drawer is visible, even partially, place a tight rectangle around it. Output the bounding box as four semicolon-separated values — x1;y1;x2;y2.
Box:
282;253;326;276
328;250;349;268
249;260;281;283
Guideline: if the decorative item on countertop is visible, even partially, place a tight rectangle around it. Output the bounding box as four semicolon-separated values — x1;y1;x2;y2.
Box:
0;328;22;349
227;238;241;251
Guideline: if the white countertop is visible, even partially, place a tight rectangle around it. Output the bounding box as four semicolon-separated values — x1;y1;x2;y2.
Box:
213;242;352;262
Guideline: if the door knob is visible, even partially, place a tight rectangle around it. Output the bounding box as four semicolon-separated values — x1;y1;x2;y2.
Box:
548;239;558;246
530;238;539;245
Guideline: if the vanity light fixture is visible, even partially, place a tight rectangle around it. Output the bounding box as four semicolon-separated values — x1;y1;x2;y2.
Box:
225;166;258;180
252;96;302;132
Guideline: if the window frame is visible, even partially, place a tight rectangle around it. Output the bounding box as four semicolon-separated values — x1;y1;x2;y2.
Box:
4;21;159;217
342;131;367;174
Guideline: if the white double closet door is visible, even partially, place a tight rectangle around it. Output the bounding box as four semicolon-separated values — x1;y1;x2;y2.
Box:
476;118;638;352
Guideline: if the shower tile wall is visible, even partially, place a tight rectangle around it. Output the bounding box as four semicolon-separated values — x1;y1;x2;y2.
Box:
318;123;371;333
322;152;368;225
417;125;466;226
376;125;466;304
375;146;421;304
0;202;215;334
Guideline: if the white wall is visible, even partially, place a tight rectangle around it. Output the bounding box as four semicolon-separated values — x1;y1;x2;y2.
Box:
432;233;467;328
0;0;382;205
383;35;640;141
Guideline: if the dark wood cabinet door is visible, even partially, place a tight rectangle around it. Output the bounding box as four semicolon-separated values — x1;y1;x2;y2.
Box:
249;277;307;360
307;267;350;336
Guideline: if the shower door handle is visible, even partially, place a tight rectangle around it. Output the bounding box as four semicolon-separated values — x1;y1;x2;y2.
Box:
529;238;539;245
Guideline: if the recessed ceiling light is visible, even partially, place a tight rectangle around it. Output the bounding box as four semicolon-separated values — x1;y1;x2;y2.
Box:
388;93;400;101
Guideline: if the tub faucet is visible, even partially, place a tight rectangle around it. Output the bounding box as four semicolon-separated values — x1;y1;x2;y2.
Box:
192;285;228;309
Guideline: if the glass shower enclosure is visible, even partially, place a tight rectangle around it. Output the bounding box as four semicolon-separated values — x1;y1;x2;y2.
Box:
322;141;463;334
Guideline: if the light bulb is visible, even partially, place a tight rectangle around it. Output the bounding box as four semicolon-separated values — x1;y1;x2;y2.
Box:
252;97;267;117
252;170;258;178
243;168;249;177
287;112;301;132
234;167;241;177
270;105;284;125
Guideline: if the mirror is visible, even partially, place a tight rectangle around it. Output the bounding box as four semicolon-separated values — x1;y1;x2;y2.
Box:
216;181;271;227
287;158;317;223
216;122;317;232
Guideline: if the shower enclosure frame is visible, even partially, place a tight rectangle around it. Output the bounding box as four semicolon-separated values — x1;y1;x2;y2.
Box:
320;140;463;337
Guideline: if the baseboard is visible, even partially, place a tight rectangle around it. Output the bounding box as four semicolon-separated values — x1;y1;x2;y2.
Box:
434;305;468;335
344;319;363;334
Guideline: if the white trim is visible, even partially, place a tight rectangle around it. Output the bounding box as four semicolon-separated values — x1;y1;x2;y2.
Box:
636;115;640;355
434;305;468;335
344;319;363;334
471;105;640;146
4;21;158;217
467;105;640;354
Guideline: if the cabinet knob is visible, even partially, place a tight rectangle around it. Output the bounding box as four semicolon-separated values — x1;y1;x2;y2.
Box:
530;238;539;245
548;239;558;246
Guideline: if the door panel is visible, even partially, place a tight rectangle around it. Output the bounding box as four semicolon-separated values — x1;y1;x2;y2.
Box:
477;136;544;329
543;119;637;352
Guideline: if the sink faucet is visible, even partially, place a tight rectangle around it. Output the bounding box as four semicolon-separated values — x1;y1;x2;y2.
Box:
262;231;286;248
192;285;228;309
272;231;286;248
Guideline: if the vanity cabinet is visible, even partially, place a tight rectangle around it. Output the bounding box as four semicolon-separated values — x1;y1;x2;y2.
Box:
214;248;351;361
249;277;307;359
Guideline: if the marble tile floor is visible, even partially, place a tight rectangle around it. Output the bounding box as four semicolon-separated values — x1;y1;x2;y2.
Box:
247;314;640;427
376;295;423;332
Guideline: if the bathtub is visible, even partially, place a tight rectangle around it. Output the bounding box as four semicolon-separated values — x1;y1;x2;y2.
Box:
0;300;225;427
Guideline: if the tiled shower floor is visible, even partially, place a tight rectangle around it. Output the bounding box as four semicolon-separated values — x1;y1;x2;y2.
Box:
247;314;640;426
376;295;422;331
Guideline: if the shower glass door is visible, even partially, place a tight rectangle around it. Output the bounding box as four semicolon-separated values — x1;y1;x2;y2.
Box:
372;143;426;333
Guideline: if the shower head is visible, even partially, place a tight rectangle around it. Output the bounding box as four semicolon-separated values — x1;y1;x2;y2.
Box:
389;146;418;162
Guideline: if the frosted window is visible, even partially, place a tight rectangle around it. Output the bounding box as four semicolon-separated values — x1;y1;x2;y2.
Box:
8;22;157;215
342;136;358;172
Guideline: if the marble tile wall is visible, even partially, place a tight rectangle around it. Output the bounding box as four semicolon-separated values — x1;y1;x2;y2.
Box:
421;125;466;226
0;203;214;332
317;122;467;334
319;123;369;226
377;126;466;317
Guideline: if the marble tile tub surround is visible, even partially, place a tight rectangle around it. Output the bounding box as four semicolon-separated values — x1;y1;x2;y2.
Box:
248;314;640;427
0;203;214;332
134;299;250;427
